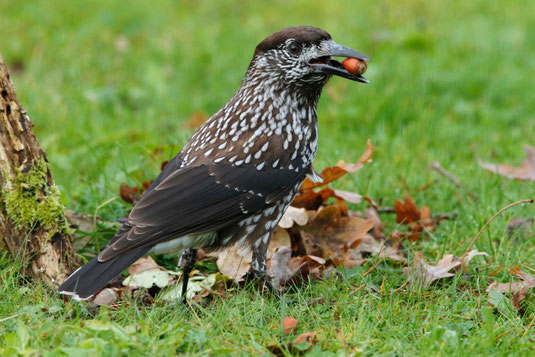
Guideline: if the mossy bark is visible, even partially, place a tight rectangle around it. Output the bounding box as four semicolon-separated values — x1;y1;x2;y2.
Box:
0;53;79;287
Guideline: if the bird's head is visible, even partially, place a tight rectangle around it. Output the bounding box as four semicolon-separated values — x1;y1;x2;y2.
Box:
245;26;370;92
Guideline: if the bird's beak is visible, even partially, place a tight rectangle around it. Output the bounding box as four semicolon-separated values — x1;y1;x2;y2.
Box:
308;40;371;83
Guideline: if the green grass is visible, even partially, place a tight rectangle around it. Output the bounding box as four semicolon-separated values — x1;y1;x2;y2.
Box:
1;0;535;355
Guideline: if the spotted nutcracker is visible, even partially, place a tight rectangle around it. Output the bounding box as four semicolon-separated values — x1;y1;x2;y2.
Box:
59;26;370;300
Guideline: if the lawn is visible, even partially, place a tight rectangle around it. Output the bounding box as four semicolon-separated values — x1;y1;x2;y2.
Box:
1;0;534;355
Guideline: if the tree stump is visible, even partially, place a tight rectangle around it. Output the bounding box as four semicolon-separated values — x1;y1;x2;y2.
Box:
0;53;79;287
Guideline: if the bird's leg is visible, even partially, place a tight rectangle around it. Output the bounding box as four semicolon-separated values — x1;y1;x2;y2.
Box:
178;248;197;303
251;239;274;293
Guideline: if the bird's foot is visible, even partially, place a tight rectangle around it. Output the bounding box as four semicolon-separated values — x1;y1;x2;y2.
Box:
178;248;197;304
251;269;279;298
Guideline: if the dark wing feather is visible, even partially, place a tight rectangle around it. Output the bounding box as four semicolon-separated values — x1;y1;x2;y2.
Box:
98;162;304;261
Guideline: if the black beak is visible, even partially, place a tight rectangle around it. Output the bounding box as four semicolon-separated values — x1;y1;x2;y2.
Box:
309;40;371;83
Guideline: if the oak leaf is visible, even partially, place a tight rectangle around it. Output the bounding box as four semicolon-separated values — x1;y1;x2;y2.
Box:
478;145;535;181
293;331;319;349
487;269;535;310
214;247;252;282
393;196;435;241
403;252;460;289
301;205;374;259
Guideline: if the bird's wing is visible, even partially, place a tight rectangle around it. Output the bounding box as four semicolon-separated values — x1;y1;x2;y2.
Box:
98;162;304;261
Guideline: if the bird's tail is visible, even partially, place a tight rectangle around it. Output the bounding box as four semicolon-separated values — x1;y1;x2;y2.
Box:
58;248;149;300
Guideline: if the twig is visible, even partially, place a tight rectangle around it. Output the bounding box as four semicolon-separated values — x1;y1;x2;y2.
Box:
393;281;409;292
462;199;534;259
431;161;478;201
348;283;365;296
435;212;459;221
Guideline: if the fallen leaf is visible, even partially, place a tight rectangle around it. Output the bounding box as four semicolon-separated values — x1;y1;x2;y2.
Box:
267;227;292;258
283;317;298;334
292;187;362;211
394;196;421;224
128;256;163;275
301;205;374;258
403;252;460;289
93;288;119;306
332;189;363;204
302;255;326;265
393;196;435;241
119;183;138;204
300;139;374;190
507;218;534;239
119;181;153;204
268;246;296;289
365;207;385;240
160;160;169;171
460;249;489;269
379;241;406;263
337;234;405;268
293;331;318;349
123;270;170;289
487;269;535;310
478;145;535;181
278;206;308;229
215;246;252;282
159;273;221;301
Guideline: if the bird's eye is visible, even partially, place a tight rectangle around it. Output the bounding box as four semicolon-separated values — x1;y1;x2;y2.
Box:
288;43;301;55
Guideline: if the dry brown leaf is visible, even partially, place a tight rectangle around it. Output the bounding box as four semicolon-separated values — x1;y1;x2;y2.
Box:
283;317;298;334
278;206;308;229
267;227;292;258
292;187;362;211
394;196;421;224
293;331;319;348
302;255;326;265
478;145;535;181
300;139;374;190
379;242;406;263
128;256;163;275
460;249;489;269
301;205;374;259
119;183;137;204
507;218;534;239
215;247;252;282
333;189;362;204
119;181;152;204
403;252;461;289
268;246;296;289
393;196;435;241
365;207;385;240
339;234;406;268
93;288;119;306
487;269;535;310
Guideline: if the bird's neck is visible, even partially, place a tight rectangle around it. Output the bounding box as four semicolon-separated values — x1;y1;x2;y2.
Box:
180;77;322;170
232;79;322;127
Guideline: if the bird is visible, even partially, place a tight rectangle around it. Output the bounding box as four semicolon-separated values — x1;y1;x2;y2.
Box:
58;25;370;301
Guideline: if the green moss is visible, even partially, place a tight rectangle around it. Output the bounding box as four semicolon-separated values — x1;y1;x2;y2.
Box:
2;159;71;238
